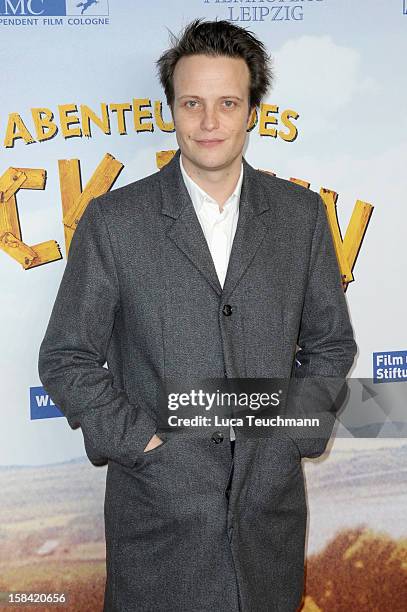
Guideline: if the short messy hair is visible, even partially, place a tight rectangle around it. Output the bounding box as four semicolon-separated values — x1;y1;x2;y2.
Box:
156;18;273;112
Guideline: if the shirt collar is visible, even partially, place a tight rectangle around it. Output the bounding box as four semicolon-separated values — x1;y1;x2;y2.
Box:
179;153;243;214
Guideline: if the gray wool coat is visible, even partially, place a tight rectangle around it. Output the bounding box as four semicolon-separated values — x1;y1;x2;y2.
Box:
38;148;357;612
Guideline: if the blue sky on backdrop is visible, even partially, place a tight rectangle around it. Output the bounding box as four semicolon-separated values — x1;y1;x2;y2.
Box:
0;0;406;464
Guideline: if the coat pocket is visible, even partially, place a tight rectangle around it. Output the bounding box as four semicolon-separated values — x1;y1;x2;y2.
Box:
141;433;169;455
280;429;302;462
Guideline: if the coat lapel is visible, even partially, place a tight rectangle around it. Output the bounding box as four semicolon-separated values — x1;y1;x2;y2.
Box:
221;157;273;300
159;149;222;295
159;149;275;298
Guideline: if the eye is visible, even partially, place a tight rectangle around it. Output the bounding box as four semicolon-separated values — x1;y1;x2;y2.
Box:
185;100;200;109
223;100;236;108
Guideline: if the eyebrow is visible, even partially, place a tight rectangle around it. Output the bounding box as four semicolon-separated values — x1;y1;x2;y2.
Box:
177;95;243;101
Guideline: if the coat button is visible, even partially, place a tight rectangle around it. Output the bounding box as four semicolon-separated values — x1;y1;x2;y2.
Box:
211;431;224;444
222;304;232;316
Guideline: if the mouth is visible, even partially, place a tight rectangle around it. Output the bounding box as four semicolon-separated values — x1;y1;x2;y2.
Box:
195;139;224;148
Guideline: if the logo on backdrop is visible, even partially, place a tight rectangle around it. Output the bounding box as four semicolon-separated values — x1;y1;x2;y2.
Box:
202;0;325;22
373;351;407;383
0;0;109;24
30;386;63;419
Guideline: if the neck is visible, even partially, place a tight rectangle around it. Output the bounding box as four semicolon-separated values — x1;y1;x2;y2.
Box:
181;153;242;209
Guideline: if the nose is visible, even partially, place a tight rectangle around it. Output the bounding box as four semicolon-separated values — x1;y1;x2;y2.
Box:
200;105;219;131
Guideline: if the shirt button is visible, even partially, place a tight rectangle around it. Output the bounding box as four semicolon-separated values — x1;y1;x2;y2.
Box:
222;304;233;316
211;431;224;444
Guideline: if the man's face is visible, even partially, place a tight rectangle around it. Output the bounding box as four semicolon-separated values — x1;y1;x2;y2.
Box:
171;54;253;173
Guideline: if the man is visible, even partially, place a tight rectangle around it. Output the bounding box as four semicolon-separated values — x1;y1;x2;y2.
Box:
38;18;357;612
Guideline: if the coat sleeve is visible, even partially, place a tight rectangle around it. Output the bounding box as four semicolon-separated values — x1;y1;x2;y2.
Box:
38;197;158;468
285;191;357;458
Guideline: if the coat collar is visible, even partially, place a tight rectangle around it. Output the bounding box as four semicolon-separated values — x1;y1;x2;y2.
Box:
179;151;243;218
159;148;276;299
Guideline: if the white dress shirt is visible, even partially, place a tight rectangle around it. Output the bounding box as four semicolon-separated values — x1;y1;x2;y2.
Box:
179;154;244;441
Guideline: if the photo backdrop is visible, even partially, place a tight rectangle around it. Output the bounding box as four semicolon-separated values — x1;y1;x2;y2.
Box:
1;1;406;610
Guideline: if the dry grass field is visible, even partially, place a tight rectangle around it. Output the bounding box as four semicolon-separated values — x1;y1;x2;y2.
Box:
1;443;406;611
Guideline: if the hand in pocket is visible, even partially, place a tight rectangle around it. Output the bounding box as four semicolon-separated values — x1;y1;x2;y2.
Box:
143;434;165;453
